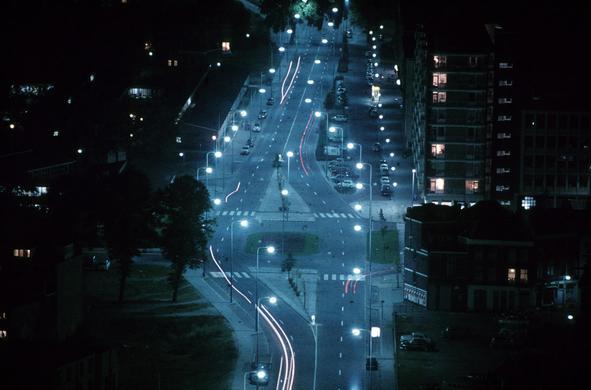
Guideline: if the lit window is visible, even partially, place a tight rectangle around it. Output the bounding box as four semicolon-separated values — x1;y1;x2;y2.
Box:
497;132;512;139
175;137;182;144
167;59;172;67
221;41;231;52
36;186;48;194
496;150;511;157
432;73;447;87
496;167;511;174
466;180;479;193
498;97;512;104
499;80;513;86
0;312;5;319
468;56;478;67
431;144;445;157
432;91;447;103
53;130;60;137
13;249;32;258
521;196;536;210
499;62;513;69
173;60;178;67
0;330;6;339
433;55;447;68
520;269;528;283
430;178;445;193
496;185;510;192
507;268;516;282
497;115;512;122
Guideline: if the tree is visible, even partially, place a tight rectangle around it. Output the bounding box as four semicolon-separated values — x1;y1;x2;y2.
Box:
281;252;296;278
102;168;156;303
156;175;213;302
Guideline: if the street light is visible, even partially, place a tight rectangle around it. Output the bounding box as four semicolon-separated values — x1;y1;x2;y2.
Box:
321;38;328;44
355;161;374;374
230;219;249;303
347;142;363;162
281;189;289;196
213;198;222;206
240;110;248;118
314;59;321;64
255;246;275;364
332;7;338;13
354;203;362;212
354;224;362;232
286;151;294;183
279;46;286;52
353;267;362;275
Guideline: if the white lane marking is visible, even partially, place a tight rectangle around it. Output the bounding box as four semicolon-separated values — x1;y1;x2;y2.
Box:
341;306;344;312
340;336;343;342
313;213;319;217
326;213;333;218
236;211;242;216
347;213;355;218
222;211;228;216
313;191;318;195
340;275;346;281
332;274;337;281
215;211;221;216
221;237;225;242
322;200;326;204
339;352;342;358
229;211;235;216
323;274;328;281
241;272;250;278
340;320;343;326
338;369;342;376
319;213;326;218
340;213;347;218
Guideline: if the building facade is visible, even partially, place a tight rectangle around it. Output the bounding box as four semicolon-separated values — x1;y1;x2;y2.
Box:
409;26;493;205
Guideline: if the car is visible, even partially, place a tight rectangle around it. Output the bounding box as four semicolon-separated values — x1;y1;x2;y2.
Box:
380;176;390;185
273;153;284;167
332;114;348;122
85;255;111;271
346;29;352;38
337;87;347;94
240;146;250;155
246;138;255;147
372;142;382;152
258;110;268;119
379;163;389;174
248;363;271;386
266;97;274;106
381;184;392;196
252;123;261;132
399;332;436;351
338;179;355;189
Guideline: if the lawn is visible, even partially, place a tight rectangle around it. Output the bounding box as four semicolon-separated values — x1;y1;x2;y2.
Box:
83;263;236;390
370;227;400;264
245;232;320;255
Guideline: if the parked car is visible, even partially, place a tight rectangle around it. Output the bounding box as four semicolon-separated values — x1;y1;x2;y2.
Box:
85;255;111;271
246;138;255;147
240;146;250;155
399;332;436;351
372;142;382;152
266;97;274;106
252;123;261;132
332;114;348;122
380;184;392;196
258;110;268;119
346;29;352;38
379;163;389;174
380;176;390;185
337;86;347;94
338;179;355;189
272;153;284;167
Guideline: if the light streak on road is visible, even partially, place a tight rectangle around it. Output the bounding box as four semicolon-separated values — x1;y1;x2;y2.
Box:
276;356;284;390
298;111;314;176
280;60;293;100
280;56;301;105
224;181;241;203
208;245;296;389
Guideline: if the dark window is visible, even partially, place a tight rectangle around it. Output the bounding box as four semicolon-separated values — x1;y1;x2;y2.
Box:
525;156;533;167
581;175;588;187
535;156;544;167
581;115;590;129
525;113;535;127
547;114;557;129
546;175;554;186
525;136;533;147
535;176;544;186
558;136;567;148
559;114;568;129
570;115;579;129
547;136;556;148
536;114;546;128
536;136;545;148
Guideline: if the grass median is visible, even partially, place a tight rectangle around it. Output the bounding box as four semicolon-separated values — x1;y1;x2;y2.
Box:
245;232;320;255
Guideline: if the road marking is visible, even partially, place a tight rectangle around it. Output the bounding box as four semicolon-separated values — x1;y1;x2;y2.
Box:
338;369;342;376
340;213;347;218
323;274;328;280
332;274;337;281
313;213;319;218
340;336;343;342
326;213;333;218
241;272;250;278
215;211;221;216
319;213;326;218
341;306;344;311
322;200;326;204
313;191;318;195
229;211;235;216
340;320;343;326
221;237;224;242
340;275;346;281
339;352;342;358
222;211;228;216
347;213;355;218
236;211;242;216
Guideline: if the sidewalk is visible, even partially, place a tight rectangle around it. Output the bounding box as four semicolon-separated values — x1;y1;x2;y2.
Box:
184;269;265;390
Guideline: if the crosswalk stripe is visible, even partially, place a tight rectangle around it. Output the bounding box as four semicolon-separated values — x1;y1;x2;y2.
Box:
210;271;223;278
236;211;242;216
326;214;334;218
340;213;348;218
323;274;328;280
319;213;326;218
347;213;355;218
222;211;228;216
340;274;346;281
241;272;250;278
215;211;221;216
226;272;241;278
332;274;337;280
313;213;319;218
229;211;235;216
251;211;256;216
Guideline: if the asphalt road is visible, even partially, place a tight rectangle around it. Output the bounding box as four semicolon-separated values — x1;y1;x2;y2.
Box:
201;16;406;390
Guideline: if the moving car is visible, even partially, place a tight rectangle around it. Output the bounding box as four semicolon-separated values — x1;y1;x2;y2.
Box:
399;332;436;351
372;142;381;151
379;163;389;175
252;123;261;132
338;179;355;189
380;176;390;185
266;97;274;106
258;110;268;119
337;86;347;94
240;146;250;155
246;138;255;147
332;114;348;122
380;184;392;196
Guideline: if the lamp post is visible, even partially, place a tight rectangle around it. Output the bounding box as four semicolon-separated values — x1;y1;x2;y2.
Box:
411;168;417;203
206;151;222;193
196;166;212;182
347;142;363;162
355;161;374;380
230;219;249;303
286;151;294;183
255;246;276;365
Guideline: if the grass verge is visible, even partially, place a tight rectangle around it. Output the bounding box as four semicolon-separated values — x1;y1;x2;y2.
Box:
370;227;399;264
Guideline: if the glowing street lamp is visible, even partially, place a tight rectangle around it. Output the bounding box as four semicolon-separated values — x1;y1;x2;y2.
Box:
286;151;294;183
354;203;362;211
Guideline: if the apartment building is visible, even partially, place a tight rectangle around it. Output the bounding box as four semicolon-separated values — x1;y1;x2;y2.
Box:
409;24;493;205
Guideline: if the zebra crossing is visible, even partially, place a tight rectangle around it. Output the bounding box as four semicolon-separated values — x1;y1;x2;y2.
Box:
213;210;360;219
322;274;365;281
209;271;251;279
